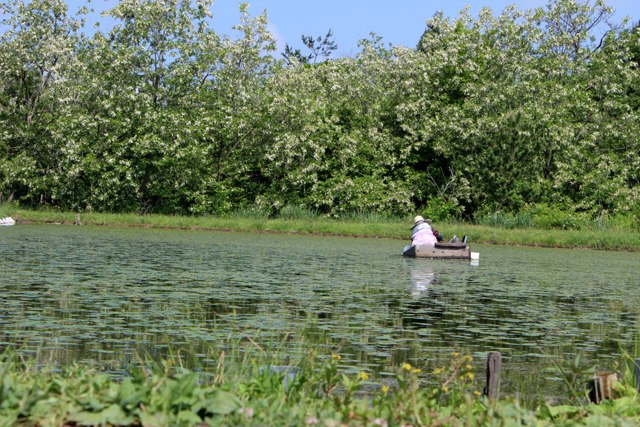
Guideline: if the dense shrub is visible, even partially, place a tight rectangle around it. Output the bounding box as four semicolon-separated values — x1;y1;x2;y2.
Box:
2;1;640;219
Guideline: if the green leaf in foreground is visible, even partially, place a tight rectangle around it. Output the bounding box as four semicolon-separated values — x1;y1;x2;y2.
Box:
71;403;135;426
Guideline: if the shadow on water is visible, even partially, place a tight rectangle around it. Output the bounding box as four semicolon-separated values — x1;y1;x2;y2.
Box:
1;225;640;399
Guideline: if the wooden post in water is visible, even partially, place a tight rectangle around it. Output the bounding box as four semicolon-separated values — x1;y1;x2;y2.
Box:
76;213;81;225
62;215;65;224
483;352;502;401
84;214;87;226
587;372;618;404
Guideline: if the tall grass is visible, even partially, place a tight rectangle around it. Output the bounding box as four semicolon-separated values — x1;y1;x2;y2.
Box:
277;205;320;220
475;211;535;229
475;207;639;232
226;206;271;220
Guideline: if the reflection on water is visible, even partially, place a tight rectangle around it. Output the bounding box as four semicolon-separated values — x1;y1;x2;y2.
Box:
1;225;640;399
407;259;435;299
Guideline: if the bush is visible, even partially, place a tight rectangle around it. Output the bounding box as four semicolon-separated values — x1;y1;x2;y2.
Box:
609;213;640;231
525;204;590;230
421;197;462;222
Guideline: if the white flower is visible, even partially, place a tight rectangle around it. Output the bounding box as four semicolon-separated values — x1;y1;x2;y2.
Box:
238;407;253;418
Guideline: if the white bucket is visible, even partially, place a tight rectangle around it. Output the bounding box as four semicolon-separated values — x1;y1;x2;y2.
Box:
471;252;480;260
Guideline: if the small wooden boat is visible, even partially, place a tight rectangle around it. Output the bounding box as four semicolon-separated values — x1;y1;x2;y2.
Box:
0;217;15;226
403;242;471;260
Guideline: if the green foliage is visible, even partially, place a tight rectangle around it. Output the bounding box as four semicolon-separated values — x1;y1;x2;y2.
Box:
421;196;462;222
525;204;591;230
546;352;597;401
1;0;640;220
4;347;640;426
339;210;399;223
623;21;640;111
277;204;319;220
226;206;272;220
475;210;535;229
475;204;640;232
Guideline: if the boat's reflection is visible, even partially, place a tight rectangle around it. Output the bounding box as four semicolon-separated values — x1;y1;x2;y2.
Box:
408;261;435;299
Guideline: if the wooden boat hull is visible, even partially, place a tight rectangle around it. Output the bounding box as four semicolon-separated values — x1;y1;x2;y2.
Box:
403;243;471;260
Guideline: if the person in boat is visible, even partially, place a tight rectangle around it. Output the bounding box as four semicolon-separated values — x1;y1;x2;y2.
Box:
430;223;444;242
410;215;438;247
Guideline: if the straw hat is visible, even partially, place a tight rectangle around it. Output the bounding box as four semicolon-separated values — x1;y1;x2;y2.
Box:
410;215;433;229
411;215;425;229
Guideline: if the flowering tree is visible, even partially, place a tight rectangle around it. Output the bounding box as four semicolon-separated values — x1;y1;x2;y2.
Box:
0;0;86;206
1;0;638;218
69;0;217;212
410;0;640;215
263;36;417;215
183;3;277;213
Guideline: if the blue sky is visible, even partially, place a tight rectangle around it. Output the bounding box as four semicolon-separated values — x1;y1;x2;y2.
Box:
70;0;640;56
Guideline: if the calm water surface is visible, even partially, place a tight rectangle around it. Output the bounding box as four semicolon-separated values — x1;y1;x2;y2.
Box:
1;224;639;396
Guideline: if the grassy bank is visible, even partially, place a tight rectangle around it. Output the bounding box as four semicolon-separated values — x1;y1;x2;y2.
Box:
2;346;640;427
3;206;640;251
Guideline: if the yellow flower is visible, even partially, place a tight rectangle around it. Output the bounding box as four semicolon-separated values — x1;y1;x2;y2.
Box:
403;363;412;371
433;367;443;374
474;390;482;396
466;364;472;370
358;371;369;380
331;354;341;360
443;386;448;392
412;368;421;374
467;373;474;380
381;385;390;394
452;352;459;357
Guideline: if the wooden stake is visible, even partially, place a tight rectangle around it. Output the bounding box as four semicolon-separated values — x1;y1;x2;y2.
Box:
483;352;502;400
76;213;80;225
587;372;618;404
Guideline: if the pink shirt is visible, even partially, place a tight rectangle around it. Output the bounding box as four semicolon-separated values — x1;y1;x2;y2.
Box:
411;228;437;247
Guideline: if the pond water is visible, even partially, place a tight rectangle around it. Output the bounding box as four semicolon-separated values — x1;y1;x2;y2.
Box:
1;224;639;398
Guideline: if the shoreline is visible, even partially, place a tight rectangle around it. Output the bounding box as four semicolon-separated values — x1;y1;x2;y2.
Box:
5;208;640;252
